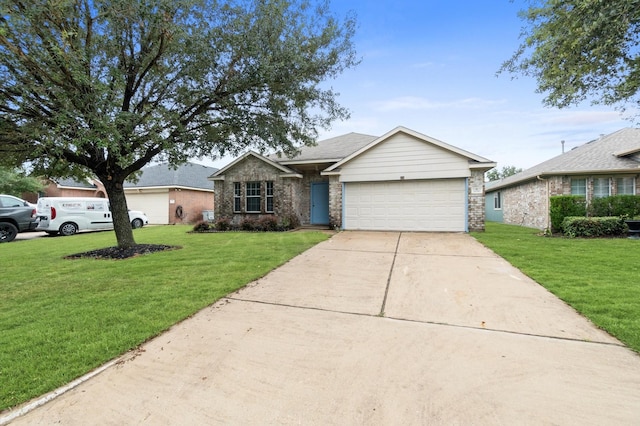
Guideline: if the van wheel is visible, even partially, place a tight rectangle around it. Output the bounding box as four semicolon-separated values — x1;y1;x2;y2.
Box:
131;218;144;229
59;222;78;236
0;222;18;243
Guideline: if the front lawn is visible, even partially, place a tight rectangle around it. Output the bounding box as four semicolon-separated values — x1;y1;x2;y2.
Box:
472;222;640;353
0;226;329;412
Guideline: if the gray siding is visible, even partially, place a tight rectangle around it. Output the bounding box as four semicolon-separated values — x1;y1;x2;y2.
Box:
338;133;471;182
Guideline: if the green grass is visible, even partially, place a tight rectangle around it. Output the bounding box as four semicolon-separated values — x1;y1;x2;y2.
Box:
0;226;328;411
472;222;640;353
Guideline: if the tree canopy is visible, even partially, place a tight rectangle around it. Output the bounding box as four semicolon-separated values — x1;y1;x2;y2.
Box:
0;166;43;196
500;0;640;115
0;0;358;248
485;165;523;182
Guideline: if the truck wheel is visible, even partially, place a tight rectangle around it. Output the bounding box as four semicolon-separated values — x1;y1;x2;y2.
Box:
131;218;144;229
0;222;19;243
59;222;78;236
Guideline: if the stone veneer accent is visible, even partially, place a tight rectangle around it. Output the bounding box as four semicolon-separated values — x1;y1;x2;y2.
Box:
328;175;342;229
213;155;303;224
468;170;487;231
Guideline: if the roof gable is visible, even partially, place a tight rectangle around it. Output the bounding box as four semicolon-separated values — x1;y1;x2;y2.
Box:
209;151;302;180
324;126;495;173
488;128;640;191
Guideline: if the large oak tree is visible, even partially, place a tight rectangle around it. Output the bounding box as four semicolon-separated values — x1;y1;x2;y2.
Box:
501;0;640;113
0;0;357;248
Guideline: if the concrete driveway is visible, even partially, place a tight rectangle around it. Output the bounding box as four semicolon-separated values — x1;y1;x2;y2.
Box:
4;232;640;425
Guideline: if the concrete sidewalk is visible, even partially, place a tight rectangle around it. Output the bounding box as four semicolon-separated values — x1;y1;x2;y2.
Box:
4;232;640;425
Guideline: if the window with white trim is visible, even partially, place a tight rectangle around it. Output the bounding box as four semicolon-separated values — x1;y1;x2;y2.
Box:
245;182;261;212
493;191;502;210
593;177;611;198
233;182;241;212
266;181;274;213
616;177;636;195
571;178;586;196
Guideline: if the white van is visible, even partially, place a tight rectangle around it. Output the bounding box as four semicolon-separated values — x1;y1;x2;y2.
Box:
36;197;148;236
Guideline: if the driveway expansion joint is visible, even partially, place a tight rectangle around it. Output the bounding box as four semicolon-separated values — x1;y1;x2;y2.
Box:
223;297;628;349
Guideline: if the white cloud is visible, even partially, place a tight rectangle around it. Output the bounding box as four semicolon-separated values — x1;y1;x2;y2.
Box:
372;96;506;112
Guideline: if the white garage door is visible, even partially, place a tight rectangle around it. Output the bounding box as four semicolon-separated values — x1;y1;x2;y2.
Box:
125;192;169;224
344;179;466;232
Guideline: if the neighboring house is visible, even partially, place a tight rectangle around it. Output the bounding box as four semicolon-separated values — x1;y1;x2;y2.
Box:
32;162;217;224
210;126;495;232
123;162;217;224
31;177;107;203
485;128;640;230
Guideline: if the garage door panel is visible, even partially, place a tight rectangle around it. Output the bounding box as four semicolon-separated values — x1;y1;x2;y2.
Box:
126;192;169;225
344;180;465;232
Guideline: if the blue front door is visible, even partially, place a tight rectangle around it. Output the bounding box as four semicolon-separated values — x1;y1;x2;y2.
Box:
311;182;330;225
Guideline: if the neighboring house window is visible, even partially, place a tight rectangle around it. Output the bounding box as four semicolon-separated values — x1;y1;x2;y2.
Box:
593;177;610;198
493;191;502;210
233;182;241;213
571;178;587;196
245;182;261;212
266;181;274;213
617;177;636;195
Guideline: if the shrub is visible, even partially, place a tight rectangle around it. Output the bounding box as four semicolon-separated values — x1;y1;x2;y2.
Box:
192;221;212;232
258;216;279;232
589;195;640;217
239;217;258;231
279;214;300;231
549;195;586;231
214;217;232;231
561;216;627;238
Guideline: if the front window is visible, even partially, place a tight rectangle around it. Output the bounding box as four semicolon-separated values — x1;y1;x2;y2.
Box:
593;177;610;198
493;191;502;210
266;181;274;213
245;182;261;212
617;177;636;195
571;178;586;196
233;183;241;213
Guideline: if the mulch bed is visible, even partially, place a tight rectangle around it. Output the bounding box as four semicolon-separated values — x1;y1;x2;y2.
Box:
64;244;180;260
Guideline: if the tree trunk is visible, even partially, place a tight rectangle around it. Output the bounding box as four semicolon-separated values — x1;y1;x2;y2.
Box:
102;177;137;249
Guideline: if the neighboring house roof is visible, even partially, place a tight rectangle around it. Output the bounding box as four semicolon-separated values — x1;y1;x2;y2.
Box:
124;162;218;190
323;126;495;173
487;128;640;192
53;177;97;189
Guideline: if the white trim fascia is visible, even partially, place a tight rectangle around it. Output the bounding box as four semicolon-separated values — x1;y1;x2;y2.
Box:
469;162;497;171
614;147;640;157
278;158;342;165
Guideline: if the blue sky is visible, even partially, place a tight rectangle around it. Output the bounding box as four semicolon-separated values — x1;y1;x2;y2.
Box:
201;0;634;170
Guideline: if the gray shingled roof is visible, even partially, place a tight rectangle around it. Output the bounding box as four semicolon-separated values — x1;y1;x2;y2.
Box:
271;132;378;163
488;128;640;191
54;177;97;189
124;162;218;190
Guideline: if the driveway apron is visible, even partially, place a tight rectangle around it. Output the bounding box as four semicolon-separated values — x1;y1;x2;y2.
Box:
4;232;640;425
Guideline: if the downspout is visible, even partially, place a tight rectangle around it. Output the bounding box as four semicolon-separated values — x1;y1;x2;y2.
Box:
537;175;550;231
